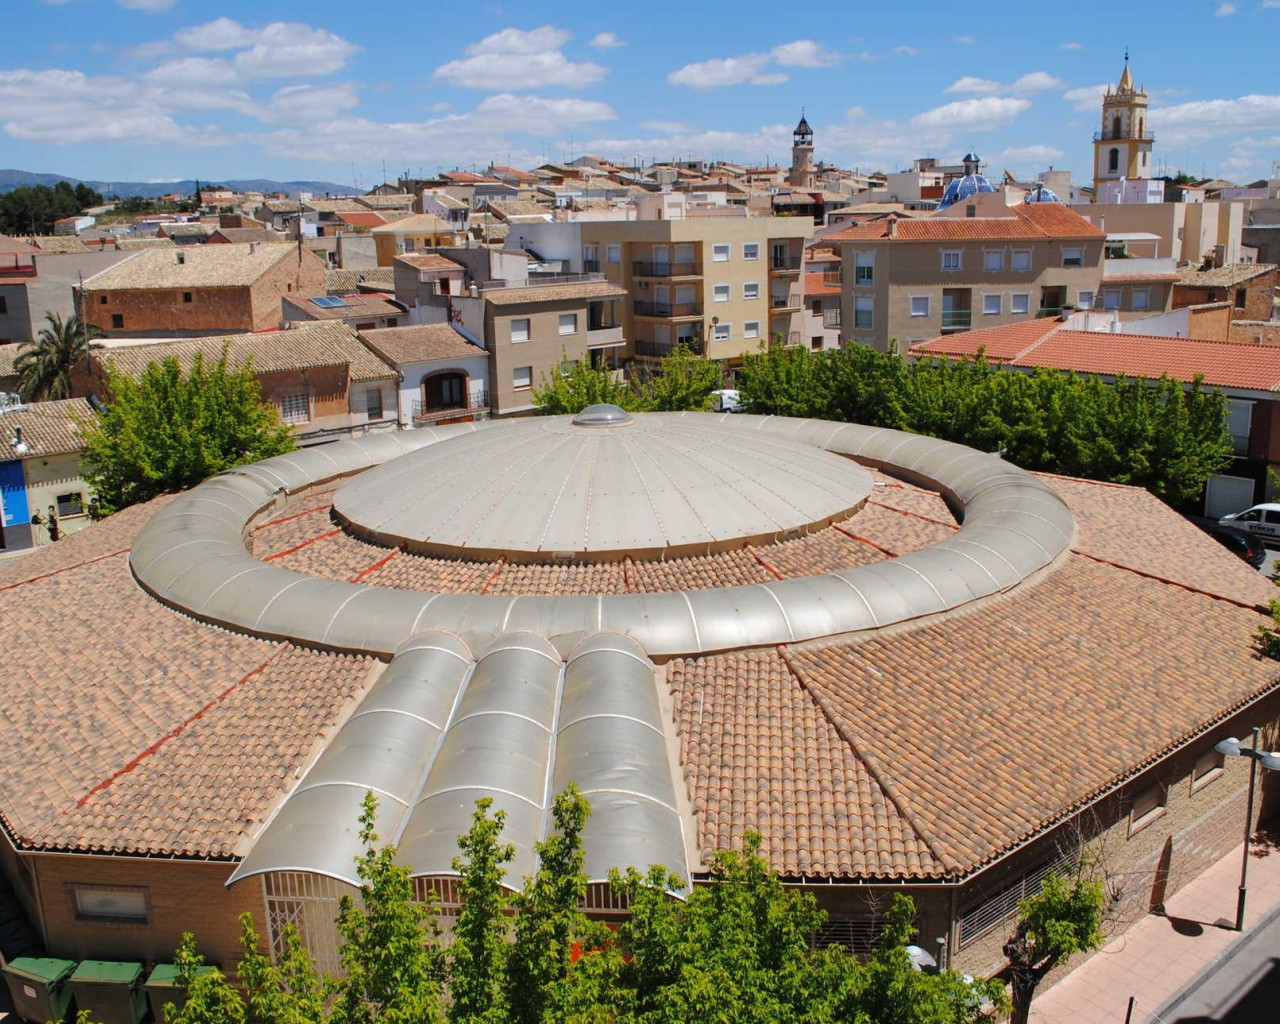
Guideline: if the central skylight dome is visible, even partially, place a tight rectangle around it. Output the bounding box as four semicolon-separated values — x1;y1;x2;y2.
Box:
332;413;874;562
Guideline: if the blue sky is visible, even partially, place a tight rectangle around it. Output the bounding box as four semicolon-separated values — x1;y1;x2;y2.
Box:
4;0;1280;187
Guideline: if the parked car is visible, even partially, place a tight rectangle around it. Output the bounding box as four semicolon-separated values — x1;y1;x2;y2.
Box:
1202;523;1267;569
1217;503;1280;541
710;389;741;413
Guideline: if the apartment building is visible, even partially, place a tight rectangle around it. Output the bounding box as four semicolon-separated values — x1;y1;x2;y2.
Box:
508;200;812;364
371;215;463;266
828;194;1105;352
80;242;327;337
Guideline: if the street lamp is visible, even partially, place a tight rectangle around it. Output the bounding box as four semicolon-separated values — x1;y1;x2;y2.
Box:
1215;727;1280;930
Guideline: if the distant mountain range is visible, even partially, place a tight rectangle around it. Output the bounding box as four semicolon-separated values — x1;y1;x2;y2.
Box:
0;169;358;199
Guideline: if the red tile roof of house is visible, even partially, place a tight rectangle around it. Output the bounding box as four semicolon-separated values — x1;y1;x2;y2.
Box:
828;204;1105;242
912;319;1280;391
336;211;389;229
804;271;841;297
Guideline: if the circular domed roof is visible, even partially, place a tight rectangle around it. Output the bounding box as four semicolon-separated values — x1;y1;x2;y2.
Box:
939;174;996;209
1023;184;1062;203
332;413;874;562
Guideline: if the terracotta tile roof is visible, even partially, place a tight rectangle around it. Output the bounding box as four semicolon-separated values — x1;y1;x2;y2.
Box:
395;254;465;273
489;165;539;181
485;199;553;222
371;213;455;235
0;234;43;256
283;292;402;321
828;204;1105;243
1101;272;1180;283
0;397;93;457
354;194;415;210
116;237;175;251
325;267;395;293
99;321;396;383
358;323;485;366
442;171;498;183
160;223;215;239
210;227;286;243
335;211;389;229
482;280;626;306
804;272;841;297
912;321;1280;391
301;199;367;214
81;242;306;291
1177;263;1276;288
0;345;20;378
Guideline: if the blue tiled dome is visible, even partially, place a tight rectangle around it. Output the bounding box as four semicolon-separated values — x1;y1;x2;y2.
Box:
1023;184;1062;203
938;153;995;209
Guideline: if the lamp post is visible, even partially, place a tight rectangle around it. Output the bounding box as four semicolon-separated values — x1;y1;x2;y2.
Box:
1215;728;1280;931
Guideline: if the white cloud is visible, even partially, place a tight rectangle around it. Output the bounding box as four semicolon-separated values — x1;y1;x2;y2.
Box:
117;0;178;9
590;32;624;49
1063;83;1108;111
433;26;605;90
999;144;1065;164
895;45;919;57
1060;41;1083;50
945;72;1061;96
260;83;360;124
143;57;239;86
1151;93;1280;143
751;73;790;86
668;54;772;88
1215;2;1237;14
912;96;1032;130
771;40;840;67
174;18;256;51
153;19;360;79
845;105;866;119
954;36;976;44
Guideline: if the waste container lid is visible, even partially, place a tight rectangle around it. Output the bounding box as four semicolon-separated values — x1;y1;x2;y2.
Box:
146;964;216;987
4;957;78;984
72;960;144;984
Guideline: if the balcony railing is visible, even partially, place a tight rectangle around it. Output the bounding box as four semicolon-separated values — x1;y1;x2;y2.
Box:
412;390;489;425
632;261;702;277
634;338;703;358
633;300;702;318
771;255;803;271
941;310;972;331
1036;306;1064;319
770;293;801;309
583;259;600;273
822;270;842;285
822;309;842;328
1232;434;1250;457
1093;130;1155;143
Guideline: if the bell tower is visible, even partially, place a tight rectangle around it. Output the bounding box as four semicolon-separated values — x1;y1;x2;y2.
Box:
789;111;816;189
1092;51;1153;201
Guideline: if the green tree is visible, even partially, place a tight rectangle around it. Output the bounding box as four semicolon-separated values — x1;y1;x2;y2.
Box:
164;932;246;1024
0;183;84;234
1003;870;1105;1024
12;311;103;401
79;348;295;516
449;798;514;1024
532;346;724;416
632;344;722;411
332;791;444;1024
532;357;635;415
237;913;332;1024
74;182;104;209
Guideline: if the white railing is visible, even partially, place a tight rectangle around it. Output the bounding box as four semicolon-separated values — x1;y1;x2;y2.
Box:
1103;256;1178;278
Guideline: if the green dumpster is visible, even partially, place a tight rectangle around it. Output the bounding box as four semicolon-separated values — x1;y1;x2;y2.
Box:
144;963;217;1023
69;960;146;1024
1;956;77;1023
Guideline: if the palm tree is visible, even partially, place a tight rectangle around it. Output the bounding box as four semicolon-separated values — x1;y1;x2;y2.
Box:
13;312;104;402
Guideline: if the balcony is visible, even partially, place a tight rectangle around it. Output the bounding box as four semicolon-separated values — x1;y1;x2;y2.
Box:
941;309;972;332
586;323;624;346
1093;129;1155;143
634;337;703;358
770;254;803;272
634;300;702;318
822;309;842;328
1102;256;1178;279
1036;306;1064;319
412;390;489;425
632;260;702;278
822;269;842;286
1232;434;1250;457
770;292;801;310
583;259;600;273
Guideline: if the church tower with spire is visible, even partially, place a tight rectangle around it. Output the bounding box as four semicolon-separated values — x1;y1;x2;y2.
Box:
789;111;816;189
1092;52;1153;202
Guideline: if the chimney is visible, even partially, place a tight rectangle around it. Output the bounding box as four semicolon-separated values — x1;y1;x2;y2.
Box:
1111;309;1121;333
176;251;185;265
886;215;898;237
249;242;256;254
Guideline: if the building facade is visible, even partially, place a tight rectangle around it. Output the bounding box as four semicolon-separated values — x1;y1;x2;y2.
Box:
1093;56;1155;200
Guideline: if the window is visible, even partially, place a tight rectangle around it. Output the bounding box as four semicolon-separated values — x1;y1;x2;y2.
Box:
1077;289;1096;309
744;321;761;339
182;291;193;303
743;242;760;260
958;850;1077;948
558;313;577;335
676;284;696;304
510;318;530;343
560;359;579;375
1108;148;1119;172
98;295;108;305
1062;248;1084;268
713;283;730;303
712;243;731;262
0;297;5;314
73;884;148;923
854;252;874;285
811;337;824;350
1236;288;1248;310
1132;288;1150;311
604;244;621;264
1191;748;1225;794
941;250;962;271
1103;290;1121;311
1010;293;1030;315
983;250;1004;272
854;296;873;330
909;296;929;318
279;393;309;424
1011;250;1032;272
712;323;731;341
513;365;532;389
1129;783;1167;836
386;318;398;328
56;492;84;517
402;237;416;252
111;314;123;329
983;293;1002;316
743;282;760;301
365;389;383;420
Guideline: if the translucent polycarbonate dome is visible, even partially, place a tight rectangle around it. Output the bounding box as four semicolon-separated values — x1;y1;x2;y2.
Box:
1024;184;1062;203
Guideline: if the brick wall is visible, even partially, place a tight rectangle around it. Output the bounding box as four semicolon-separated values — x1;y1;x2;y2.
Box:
1229;320;1280;346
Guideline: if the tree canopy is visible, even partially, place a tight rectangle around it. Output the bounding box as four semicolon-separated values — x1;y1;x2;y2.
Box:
13;311;103;402
79;347;295;517
736;344;1231;505
533;345;723;415
0;181;102;235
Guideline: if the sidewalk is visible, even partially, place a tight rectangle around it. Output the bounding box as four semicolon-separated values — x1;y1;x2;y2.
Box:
1029;828;1280;1024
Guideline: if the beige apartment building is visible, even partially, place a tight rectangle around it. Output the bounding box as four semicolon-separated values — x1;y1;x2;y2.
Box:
508;204;813;365
829;195;1105;352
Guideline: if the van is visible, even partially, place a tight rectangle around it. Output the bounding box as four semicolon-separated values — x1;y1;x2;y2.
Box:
1218;503;1280;540
710;389;741;413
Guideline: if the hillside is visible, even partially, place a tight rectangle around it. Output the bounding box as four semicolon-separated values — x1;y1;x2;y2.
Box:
0;169;357;199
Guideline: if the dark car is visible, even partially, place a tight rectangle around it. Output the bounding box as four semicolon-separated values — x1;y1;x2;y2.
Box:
1202;524;1267;569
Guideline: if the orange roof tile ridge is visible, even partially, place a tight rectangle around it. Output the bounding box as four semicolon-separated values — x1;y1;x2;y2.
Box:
479;555;507;595
866;500;959;531
262;527;342;561
1070;548;1271;613
776;644;958;875
75;644;290;808
0;548;128;593
745;543;784;580
831;522;898;557
350;548;399;584
1011;318;1066;363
